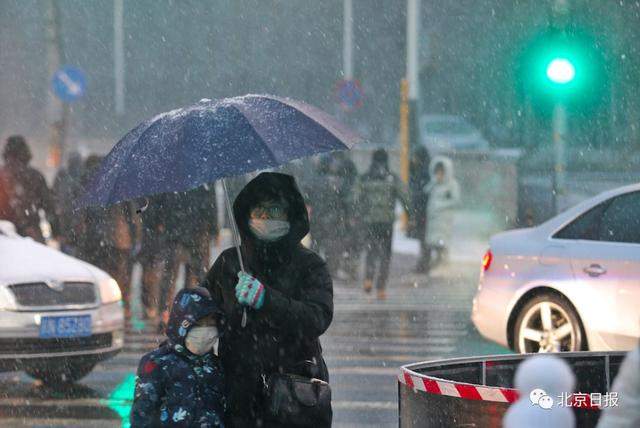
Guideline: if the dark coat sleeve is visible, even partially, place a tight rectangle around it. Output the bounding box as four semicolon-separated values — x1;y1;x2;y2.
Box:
130;353;165;427
203;250;236;316
262;251;334;339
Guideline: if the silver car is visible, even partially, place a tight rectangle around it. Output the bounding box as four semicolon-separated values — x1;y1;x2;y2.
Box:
0;221;125;384
420;114;489;153
472;183;640;353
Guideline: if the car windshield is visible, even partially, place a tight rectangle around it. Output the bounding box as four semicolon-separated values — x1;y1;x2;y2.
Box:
1;1;639;427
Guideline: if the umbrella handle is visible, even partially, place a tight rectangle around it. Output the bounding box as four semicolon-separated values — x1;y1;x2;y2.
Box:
222;178;248;328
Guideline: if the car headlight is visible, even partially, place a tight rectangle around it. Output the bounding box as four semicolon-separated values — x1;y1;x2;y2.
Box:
98;277;122;305
0;286;17;310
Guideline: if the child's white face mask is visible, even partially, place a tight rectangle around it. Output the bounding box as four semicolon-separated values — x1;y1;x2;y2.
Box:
185;326;219;356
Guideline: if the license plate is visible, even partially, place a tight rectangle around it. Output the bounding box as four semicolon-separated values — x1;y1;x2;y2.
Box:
40;315;92;338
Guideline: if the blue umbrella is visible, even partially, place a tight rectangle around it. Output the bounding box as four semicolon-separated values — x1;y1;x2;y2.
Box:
80;94;361;325
81;95;360;207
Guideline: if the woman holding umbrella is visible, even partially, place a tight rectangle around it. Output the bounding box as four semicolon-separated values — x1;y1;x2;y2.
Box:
204;172;333;427
79;95;359;427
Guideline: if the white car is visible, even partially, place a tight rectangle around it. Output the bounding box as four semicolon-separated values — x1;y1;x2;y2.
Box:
0;221;124;384
472;183;640;353
420;114;489;153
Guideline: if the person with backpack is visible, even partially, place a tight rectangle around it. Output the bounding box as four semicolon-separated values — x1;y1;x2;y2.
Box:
356;149;408;300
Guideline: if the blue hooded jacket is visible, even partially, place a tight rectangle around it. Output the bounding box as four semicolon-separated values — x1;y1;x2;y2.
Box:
130;287;226;427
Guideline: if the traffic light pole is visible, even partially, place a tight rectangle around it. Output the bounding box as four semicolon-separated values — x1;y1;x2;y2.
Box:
551;0;569;214
552;102;567;214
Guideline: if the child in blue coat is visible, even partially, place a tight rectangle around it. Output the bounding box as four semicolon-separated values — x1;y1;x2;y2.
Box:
131;287;226;427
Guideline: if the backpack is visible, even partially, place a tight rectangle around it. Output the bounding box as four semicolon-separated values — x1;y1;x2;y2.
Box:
359;175;396;224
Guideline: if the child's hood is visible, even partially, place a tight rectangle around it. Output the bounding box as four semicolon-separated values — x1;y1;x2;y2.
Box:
166;287;223;352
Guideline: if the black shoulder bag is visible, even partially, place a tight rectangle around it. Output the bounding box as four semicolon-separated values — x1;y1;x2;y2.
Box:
263;359;332;427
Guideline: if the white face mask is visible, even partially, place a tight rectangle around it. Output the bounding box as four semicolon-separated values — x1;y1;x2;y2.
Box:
249;219;290;241
185;326;219;356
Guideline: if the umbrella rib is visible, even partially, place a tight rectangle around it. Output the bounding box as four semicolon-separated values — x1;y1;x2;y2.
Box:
260;95;359;147
228;104;281;167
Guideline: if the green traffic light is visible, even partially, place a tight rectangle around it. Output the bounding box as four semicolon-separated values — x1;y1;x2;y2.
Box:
546;58;576;84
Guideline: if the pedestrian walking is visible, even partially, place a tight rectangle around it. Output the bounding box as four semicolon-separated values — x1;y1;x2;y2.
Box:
137;193;174;328
311;153;358;278
333;151;360;279
80;155;135;318
52;152;84;255
424;156;460;268
131;287;226;427
165;185;218;290
155;186;218;331
204;172;333;427
356;149;408;300
0;135;55;242
408;146;431;273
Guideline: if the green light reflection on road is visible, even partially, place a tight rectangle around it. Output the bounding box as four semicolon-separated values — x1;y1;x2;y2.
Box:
100;372;136;428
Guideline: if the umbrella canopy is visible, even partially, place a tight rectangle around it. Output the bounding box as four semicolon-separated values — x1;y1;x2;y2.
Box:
80;94;361;208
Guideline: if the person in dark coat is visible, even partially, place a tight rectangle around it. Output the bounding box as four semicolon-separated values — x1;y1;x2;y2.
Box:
156;186;218;331
79;155;135;318
310;153;358;278
203;172;333;427
356;149;408;300
52;152;84;256
408;146;431;272
131;287;226;427
0;135;55;242
137;193;173;325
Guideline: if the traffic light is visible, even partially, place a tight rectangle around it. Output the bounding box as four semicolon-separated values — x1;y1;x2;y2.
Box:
515;27;608;114
546;58;575;84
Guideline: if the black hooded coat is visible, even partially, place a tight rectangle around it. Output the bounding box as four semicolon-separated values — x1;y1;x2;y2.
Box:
203;172;333;427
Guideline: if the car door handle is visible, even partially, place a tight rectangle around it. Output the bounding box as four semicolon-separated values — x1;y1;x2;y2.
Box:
583;264;607;277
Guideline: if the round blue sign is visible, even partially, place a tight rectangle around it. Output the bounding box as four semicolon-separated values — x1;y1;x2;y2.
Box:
335;79;364;111
52;66;86;102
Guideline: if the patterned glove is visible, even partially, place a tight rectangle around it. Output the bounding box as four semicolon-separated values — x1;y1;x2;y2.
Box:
235;272;265;309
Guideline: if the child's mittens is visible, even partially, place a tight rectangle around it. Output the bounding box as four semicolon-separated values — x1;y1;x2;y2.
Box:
235;271;265;309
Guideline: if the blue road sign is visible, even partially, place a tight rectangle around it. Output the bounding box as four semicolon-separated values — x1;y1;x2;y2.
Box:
336;79;364;111
52;66;86;102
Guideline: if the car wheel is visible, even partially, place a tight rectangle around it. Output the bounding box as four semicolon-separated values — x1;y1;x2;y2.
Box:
25;361;97;385
514;294;584;353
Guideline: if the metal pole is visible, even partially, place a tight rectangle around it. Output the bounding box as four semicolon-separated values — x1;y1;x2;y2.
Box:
407;0;420;102
343;0;353;80
402;0;421;230
552;103;567;213
551;0;569;214
399;79;410;229
46;0;64;168
114;0;125;116
400;80;410;185
406;0;421;152
222;178;247;327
